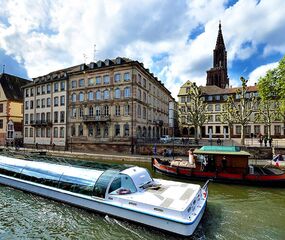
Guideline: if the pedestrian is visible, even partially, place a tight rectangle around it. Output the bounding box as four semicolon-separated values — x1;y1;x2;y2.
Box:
217;138;221;145
269;137;273;147
258;138;262;146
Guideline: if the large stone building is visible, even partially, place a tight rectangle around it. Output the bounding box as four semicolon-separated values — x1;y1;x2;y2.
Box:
0;73;30;146
179;23;283;139
23;57;174;152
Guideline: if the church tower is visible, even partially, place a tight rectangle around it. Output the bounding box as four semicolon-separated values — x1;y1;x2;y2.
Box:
206;22;229;88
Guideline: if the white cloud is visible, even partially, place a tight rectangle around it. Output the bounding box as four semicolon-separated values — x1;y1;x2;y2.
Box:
0;0;285;100
248;62;278;85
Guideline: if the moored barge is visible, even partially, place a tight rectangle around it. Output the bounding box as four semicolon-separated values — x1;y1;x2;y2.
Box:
152;146;285;187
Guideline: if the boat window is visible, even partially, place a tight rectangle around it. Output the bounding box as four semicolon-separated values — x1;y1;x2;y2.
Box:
58;168;100;195
93;169;119;198
108;174;137;194
20;167;61;187
0;163;25;178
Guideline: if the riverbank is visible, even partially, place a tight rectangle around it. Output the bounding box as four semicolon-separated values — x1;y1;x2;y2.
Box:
0;146;277;168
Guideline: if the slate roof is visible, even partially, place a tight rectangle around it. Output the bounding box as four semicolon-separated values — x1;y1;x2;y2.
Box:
0;73;31;101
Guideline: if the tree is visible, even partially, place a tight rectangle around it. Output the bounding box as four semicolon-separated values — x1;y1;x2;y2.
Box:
184;82;208;141
258;55;285;135
226;77;257;145
220;101;236;140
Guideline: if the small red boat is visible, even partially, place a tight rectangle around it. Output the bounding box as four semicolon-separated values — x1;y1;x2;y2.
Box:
152;146;285;187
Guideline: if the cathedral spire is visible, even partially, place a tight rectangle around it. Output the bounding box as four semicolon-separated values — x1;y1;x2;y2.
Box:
206;21;229;89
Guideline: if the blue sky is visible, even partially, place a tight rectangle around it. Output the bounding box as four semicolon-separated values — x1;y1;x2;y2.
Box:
0;0;285;98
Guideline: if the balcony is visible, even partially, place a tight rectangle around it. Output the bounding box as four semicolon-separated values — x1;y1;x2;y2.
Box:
30;120;52;126
83;115;111;122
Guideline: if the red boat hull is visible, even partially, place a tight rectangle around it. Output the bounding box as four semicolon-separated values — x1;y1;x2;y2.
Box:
152;158;285;187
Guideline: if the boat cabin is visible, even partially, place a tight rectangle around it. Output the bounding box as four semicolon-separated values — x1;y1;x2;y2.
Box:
194;146;251;174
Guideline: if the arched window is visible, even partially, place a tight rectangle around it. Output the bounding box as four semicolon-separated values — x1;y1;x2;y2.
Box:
79;92;84;102
103;90;109;100
124;87;131;98
88;91;94;101
89;106;94;116
71;93;76;102
114;88;121;99
96;90;101;100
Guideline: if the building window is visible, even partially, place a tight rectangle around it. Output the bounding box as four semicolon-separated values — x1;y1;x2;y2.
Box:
30;100;34;109
54;127;58;138
54;97;59;106
47;98;51;107
208;114;213;122
71;108;76;118
96;125;101;136
89;107;94;116
71;125;76;136
78;125;83;136
7;121;14;139
215;115;221;122
60;82;65;91
115;105;120;116
103;90;109;100
215;95;220;100
79;79;84;87
36;128;40;137
96;76;101;85
223;95;228;100
29;128;33;137
207;104;213;111
275;125;281;135
36;99;40;108
60;111;65;123
215;126;221;134
79;92;84;102
41;128;45;138
0;104;3;113
215;104;220;111
47;84;51;93
115;124;120;137
71;93;76;102
236;125;241;135
104;105;109;116
88;91;94;101
114;73;121;82
124;124;129;136
137;74;141;84
46;112;51;122
30;113;34;123
46;128;51;138
25;89;29;97
103;75;110;84
137;89;141;100
60;96;65;106
54;82;59;92
124;87;131;98
37;86;41;95
124;72;130;81
208;96;213;101
124;104;130;116
143;92;146;102
104;126;108;137
41;99;45;108
143;107;146;119
79;107;83;118
114;88;121;99
60;127;64;138
54;111;58;123
41;85;45;94
143;78;146;87
71;80;77;89
24;127;28;138
254;125;260;135
137;105;141;118
24;114;29;124
88;78;94;86
88;125;94;136
96;91;101;100
95;106;100;116
0;119;3;129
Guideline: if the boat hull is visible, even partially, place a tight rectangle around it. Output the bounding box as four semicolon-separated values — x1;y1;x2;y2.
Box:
152;158;285;187
0;174;204;236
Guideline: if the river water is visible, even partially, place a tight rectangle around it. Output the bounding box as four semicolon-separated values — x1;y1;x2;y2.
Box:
0;156;284;240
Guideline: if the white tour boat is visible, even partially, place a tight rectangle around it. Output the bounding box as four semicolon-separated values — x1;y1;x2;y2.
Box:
0;155;209;236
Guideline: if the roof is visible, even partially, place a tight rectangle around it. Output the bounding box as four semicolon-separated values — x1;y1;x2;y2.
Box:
194;146;251;156
0;73;31;101
178;80;258;96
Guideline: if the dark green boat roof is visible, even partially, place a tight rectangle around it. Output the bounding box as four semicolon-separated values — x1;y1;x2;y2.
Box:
194;146;250;156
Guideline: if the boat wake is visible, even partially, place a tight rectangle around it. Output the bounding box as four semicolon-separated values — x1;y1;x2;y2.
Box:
104;215;145;239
